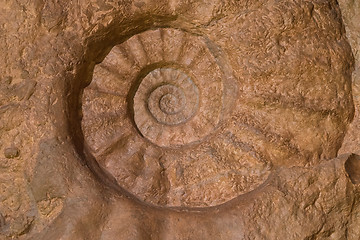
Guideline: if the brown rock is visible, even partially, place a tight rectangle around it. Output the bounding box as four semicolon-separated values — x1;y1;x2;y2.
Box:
0;0;359;239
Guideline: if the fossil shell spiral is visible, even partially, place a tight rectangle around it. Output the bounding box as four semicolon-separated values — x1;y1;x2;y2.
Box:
133;65;224;147
134;67;204;147
81;28;271;207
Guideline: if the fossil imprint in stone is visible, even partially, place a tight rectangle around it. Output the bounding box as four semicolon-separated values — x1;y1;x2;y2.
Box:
134;68;203;147
82;28;271;207
2;0;359;238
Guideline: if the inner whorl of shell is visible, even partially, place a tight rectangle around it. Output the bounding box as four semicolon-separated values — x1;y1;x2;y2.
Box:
134;66;224;147
81;28;271;207
134;68;203;147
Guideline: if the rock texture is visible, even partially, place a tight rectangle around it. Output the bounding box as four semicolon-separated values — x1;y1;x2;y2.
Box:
338;0;360;156
0;0;359;239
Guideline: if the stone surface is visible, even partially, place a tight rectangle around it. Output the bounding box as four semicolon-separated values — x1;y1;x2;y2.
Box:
0;0;359;239
338;0;360;156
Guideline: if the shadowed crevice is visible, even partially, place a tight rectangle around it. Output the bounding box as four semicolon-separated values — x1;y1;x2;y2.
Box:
345;154;360;184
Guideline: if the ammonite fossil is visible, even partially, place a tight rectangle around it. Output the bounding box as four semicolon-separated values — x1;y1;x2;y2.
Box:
133;67;217;147
81;28;271;207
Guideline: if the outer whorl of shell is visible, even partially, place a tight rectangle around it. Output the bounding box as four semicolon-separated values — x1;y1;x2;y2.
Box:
81;28;271;207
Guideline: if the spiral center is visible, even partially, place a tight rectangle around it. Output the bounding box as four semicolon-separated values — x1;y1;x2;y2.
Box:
160;93;182;114
134;68;201;145
146;81;191;125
